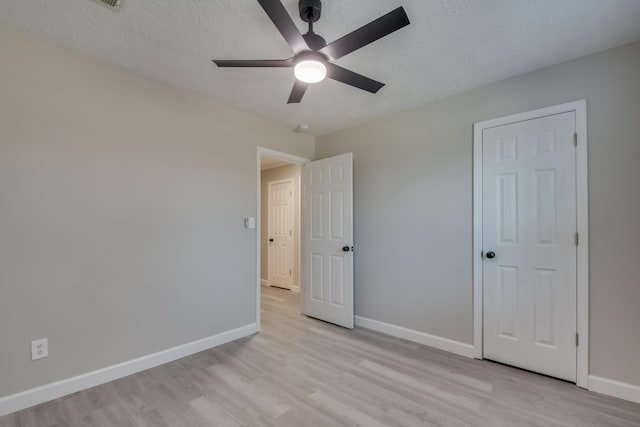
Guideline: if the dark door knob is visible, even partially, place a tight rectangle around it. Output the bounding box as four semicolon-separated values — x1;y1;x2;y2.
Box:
342;246;350;252
269;238;274;242
485;251;496;259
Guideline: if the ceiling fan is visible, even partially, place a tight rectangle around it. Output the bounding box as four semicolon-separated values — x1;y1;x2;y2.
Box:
212;0;410;104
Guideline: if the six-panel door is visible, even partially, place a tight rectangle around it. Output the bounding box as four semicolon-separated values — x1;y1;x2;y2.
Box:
482;112;577;381
268;179;294;289
302;153;354;329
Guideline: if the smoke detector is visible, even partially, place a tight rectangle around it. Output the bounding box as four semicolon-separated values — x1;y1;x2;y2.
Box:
293;124;310;133
91;0;122;10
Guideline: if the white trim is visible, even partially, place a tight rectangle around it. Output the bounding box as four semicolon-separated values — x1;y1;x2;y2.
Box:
295;168;302;294
267;177;295;186
473;115;484;360
574;101;589;389
260;279;270;287
257;147;309;165
355;316;475;359
589;376;640;404
0;323;258;417
472;100;589;388
256;147;310;329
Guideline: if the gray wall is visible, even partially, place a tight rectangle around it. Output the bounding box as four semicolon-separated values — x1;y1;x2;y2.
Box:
260;164;301;286
0;26;313;398
316;42;640;386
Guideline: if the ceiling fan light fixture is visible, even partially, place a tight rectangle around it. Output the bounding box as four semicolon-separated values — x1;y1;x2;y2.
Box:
212;1;410;103
294;60;326;83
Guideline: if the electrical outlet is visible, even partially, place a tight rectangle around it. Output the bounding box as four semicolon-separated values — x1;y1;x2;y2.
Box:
31;338;48;361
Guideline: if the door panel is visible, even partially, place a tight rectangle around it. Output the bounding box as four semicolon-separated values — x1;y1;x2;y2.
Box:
268;180;294;289
498;265;518;339
498;173;517;244
535;169;557;244
330;255;345;306
302;153;354;328
483;112;577;382
534;268;556;346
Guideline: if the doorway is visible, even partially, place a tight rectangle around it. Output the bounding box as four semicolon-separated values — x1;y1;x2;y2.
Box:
256;147;355;330
473;101;589;388
256;148;309;326
263;173;298;290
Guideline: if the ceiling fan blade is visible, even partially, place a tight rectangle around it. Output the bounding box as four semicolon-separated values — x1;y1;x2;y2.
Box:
257;0;309;54
319;7;410;60
326;63;385;94
287;80;308;104
212;59;293;67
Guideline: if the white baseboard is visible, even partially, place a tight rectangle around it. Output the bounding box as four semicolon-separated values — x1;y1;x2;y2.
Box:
0;322;259;417
589;375;640;404
260;279;270;286
354;316;475;358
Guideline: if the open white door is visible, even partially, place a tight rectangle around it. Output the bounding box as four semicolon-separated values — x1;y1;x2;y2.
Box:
302;153;354;329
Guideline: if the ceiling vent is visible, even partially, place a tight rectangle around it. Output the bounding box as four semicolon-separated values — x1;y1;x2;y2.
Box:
91;0;121;10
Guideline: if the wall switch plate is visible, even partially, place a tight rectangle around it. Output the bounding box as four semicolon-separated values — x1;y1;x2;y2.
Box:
244;217;256;229
31;338;48;361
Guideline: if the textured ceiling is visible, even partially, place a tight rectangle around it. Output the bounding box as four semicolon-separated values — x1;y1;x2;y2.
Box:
2;0;640;136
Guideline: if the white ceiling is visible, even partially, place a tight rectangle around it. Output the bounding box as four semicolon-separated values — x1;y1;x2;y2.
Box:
2;0;640;136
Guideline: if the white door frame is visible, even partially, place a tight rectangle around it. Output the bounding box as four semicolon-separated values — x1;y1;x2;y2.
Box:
256;147;310;328
267;177;295;290
472;100;589;388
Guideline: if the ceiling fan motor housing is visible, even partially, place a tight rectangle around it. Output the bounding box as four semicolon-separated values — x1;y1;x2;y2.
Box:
303;32;327;51
299;0;322;23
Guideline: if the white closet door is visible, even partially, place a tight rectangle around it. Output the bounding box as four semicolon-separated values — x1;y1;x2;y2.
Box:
483;112;577;381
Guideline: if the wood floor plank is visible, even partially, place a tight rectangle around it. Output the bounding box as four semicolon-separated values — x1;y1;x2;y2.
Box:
310;390;390;427
1;285;639;426
189;396;242;427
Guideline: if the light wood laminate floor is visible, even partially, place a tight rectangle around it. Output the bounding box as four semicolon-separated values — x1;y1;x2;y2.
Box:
2;285;639;426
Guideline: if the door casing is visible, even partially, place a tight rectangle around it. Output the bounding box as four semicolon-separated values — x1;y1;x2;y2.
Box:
472;100;589;388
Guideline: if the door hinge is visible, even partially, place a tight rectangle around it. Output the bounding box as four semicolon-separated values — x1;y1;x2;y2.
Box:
573;132;578;146
576;333;579;346
290;269;292;276
575;232;579;246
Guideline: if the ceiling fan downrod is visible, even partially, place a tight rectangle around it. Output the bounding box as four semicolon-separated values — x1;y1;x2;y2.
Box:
299;0;326;51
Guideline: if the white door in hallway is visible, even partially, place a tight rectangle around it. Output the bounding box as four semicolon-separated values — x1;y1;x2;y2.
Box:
302;153;354;329
268;179;294;289
483;112;577;381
